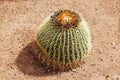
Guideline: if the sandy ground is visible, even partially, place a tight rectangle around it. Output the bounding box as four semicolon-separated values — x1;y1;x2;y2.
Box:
0;0;120;80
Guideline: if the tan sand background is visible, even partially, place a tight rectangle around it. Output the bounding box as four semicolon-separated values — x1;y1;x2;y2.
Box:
0;0;120;80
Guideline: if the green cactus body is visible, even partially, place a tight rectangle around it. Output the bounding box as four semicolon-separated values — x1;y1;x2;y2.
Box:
35;10;91;71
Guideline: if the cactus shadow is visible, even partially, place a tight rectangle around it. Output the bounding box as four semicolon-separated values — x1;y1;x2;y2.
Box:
15;41;60;76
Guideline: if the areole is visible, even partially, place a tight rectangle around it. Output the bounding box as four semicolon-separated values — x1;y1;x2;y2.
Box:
51;10;81;29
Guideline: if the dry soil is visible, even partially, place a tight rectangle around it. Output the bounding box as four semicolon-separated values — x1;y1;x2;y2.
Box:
0;0;120;80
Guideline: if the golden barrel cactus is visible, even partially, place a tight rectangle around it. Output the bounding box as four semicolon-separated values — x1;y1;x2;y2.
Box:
35;10;91;71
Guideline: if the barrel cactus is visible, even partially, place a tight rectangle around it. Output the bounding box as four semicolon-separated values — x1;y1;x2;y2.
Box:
35;10;91;71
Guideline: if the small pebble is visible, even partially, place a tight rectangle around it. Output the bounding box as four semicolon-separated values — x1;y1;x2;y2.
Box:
72;69;77;72
111;59;114;61
98;48;104;53
105;75;109;78
112;46;116;49
111;42;116;49
91;63;95;66
110;42;116;45
100;58;103;61
116;78;119;80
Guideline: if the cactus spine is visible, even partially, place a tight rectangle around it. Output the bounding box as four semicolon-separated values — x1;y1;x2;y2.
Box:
35;10;91;71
